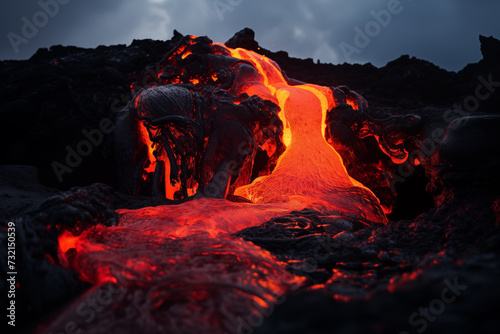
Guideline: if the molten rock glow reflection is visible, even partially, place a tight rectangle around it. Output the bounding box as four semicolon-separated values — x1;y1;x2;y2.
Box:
51;38;388;334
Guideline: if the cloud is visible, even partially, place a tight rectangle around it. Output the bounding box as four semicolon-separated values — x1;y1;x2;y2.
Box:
1;0;499;71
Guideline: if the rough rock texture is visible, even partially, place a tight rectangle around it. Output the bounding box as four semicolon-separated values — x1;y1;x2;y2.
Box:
0;29;499;333
256;253;500;334
1;31;498;194
0;37;182;190
0;165;56;218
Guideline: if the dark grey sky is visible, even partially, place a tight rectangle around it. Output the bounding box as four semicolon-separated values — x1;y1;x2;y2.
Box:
1;0;499;71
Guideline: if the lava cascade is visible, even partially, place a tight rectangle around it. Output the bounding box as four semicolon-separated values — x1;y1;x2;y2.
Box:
48;37;389;333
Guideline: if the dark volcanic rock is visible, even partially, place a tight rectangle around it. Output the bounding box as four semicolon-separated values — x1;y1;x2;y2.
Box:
256;253;500;334
1;29;499;205
0;165;56;218
426;115;500;207
0;179;174;333
1;28;500;334
480;35;500;64
440;115;500;174
225;27;260;52
0;38;180;190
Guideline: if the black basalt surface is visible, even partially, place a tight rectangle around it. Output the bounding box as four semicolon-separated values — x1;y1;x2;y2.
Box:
1;29;499;334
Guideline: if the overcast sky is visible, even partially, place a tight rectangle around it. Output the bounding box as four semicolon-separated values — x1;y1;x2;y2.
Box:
1;0;499;71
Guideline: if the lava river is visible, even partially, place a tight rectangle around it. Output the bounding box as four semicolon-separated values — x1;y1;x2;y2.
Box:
44;40;387;334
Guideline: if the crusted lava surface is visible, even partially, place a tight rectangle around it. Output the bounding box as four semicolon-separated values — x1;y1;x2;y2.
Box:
1;29;499;334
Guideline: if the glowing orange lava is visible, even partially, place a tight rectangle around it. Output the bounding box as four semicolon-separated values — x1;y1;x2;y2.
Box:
132;42;386;223
52;39;389;333
132;42;387;222
223;46;386;223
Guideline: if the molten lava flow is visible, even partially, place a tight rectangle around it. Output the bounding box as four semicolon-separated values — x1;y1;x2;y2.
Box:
51;39;389;333
135;42;386;222
56;227;303;333
223;46;386;223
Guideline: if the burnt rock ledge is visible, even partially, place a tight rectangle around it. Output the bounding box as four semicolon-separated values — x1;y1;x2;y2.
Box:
0;29;499;333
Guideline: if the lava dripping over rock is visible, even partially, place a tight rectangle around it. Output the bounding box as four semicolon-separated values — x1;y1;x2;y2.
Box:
0;29;500;334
